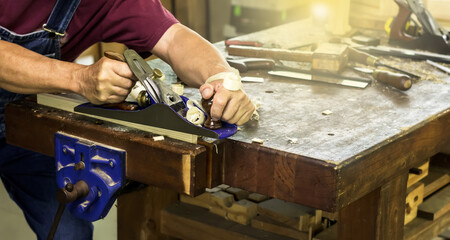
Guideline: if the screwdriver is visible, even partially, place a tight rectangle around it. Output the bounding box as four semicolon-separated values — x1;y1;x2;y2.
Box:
348;47;420;79
353;67;412;91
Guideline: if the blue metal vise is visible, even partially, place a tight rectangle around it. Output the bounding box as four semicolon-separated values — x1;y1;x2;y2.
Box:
54;132;125;222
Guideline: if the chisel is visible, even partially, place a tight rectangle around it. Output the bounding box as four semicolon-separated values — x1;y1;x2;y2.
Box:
426;60;450;74
353;67;412;91
349;47;420;79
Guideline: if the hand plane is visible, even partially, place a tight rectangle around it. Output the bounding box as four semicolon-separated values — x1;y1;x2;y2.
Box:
75;49;237;139
389;0;450;54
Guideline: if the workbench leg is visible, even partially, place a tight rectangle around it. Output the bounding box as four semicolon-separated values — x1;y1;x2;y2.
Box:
338;173;408;240
117;185;179;240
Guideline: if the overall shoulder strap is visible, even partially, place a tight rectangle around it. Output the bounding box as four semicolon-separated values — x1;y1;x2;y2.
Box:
42;0;82;37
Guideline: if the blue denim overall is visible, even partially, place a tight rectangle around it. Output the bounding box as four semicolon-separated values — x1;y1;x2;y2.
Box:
0;0;93;239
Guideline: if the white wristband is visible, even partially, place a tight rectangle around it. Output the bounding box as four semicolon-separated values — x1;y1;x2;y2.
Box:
205;68;242;91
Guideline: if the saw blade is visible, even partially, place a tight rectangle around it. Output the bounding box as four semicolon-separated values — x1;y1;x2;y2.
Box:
268;71;369;89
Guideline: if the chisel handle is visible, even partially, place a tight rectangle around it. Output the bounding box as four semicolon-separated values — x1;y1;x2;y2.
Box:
104;51;126;62
227;58;275;73
373;69;412;91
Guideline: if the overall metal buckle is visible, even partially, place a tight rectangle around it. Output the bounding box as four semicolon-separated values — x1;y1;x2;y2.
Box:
42;24;65;38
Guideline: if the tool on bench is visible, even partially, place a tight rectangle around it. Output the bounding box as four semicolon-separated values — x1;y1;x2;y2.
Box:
357;45;450;64
349;47;420;79
389;0;450;54
426;60;450;74
75;49;237;139
225;39;263;48
226;57;275;73
352;67;412;91
224;39;282;49
268;70;371;89
228;43;349;74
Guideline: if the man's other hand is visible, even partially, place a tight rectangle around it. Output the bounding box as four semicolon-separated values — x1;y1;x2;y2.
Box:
200;80;255;126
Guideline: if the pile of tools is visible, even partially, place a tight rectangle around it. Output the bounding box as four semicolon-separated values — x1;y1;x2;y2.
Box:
225;0;450;91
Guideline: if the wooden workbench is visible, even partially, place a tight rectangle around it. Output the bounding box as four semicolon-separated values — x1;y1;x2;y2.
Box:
5;20;450;239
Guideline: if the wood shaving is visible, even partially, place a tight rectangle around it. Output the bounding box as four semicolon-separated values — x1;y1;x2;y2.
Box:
153;136;165;141
322;110;333;115
252;138;264;144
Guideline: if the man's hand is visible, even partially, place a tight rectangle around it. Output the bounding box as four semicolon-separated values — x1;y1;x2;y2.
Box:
200;80;255;126
73;57;135;105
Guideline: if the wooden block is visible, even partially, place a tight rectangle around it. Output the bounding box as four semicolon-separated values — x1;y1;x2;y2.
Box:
161;203;298;240
180;192;210;209
313;210;323;230
312;43;348;73
405;182;424;225
408;161;429;188
404;208;450;240
257;198;315;232
322;211;338;221
225;187;250;200
209;191;235;217
248;193;270;203
418;184;450;220
210;191;235;208
312;224;338;240
405;207;419;226
217;184;231;191
422;166;450;198
206;186;222;193
251;215;309;240
227;199;258;225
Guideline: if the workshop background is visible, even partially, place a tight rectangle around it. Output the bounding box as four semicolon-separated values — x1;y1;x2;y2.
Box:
0;0;449;239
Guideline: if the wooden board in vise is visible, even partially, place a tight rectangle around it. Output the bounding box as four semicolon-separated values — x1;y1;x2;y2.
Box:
5;99;208;196
36;93;198;143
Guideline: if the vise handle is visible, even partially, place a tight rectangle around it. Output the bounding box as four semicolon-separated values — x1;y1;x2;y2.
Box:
47;181;89;240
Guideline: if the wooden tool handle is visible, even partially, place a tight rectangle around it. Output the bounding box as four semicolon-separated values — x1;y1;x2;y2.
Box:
104;51;126;62
348;47;379;66
228;45;313;62
101;102;139;111
390;0;415;41
373;69;412;91
227;58;275;73
201;95;222;130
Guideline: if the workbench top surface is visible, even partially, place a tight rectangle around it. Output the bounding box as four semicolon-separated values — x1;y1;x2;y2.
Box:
5;19;450;211
158;19;450;164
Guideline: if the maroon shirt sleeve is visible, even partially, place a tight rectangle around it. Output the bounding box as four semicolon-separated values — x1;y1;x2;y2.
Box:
100;0;178;58
61;0;178;61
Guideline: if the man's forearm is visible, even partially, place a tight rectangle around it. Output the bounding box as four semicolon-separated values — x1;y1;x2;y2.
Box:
0;40;135;104
0;40;81;94
152;23;232;87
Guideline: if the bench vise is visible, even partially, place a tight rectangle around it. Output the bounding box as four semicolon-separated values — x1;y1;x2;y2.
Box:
47;132;126;239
